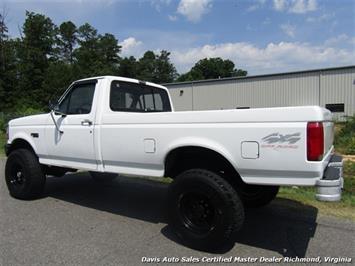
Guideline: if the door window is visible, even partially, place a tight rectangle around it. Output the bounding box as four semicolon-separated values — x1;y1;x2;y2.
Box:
58;82;96;115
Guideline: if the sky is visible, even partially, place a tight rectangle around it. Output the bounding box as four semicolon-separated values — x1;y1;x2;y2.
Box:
1;0;355;75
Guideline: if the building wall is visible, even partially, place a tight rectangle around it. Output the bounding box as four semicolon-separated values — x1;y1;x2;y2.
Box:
234;73;319;108
166;66;355;119
320;68;355;120
193;80;236;110
167;83;193;111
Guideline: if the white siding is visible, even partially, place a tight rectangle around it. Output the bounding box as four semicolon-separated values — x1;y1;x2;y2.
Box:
320;68;355;120
235;73;319;108
193;80;236;110
167;84;193;111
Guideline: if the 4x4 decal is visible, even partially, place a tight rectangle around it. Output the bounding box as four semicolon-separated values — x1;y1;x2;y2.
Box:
262;132;301;144
261;132;301;149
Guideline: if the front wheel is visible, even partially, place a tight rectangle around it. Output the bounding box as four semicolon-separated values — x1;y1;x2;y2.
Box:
5;149;46;200
168;169;244;251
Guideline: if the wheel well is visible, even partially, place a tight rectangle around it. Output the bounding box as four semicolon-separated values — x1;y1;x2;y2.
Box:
164;146;243;187
7;139;36;156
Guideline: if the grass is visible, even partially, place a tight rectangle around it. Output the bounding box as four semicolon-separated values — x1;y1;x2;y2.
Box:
0;131;6;156
334;120;355;155
278;160;355;220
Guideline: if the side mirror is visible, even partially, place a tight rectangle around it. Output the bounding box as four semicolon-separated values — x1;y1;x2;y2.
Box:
49;100;64;134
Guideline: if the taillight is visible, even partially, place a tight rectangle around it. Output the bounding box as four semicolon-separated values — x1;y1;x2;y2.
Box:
307;122;324;161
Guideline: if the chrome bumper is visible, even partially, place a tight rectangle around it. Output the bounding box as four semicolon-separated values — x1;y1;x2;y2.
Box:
316;154;343;202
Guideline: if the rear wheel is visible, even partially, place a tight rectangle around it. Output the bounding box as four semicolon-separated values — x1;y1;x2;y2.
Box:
5;149;46;200
168;169;244;251
238;184;279;208
89;171;118;183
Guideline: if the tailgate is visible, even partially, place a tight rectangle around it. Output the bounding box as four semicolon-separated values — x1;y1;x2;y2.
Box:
323;121;334;155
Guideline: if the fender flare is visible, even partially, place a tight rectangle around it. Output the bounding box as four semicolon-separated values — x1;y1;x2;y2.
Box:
7;133;38;156
164;137;242;179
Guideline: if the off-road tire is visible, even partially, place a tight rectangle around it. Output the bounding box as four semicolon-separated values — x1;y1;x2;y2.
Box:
89;171;118;183
239;184;279;208
5;149;46;200
168;169;244;251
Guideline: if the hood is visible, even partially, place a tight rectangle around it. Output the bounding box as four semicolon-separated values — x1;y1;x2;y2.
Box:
9;113;49;127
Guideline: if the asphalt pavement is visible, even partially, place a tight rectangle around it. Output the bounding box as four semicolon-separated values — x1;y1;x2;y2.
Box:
0;159;354;266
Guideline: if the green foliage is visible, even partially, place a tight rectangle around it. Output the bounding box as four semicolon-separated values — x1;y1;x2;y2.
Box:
344;160;355;177
42;62;76;102
0;12;124;112
177;57;247;82
0;114;6;133
118;56;138;78
58;21;77;63
335;116;355;155
347;138;355;155
0;11;19;111
0;108;43;132
136;50;177;83
0;131;5;155
75;25;121;77
154;50;178;83
137;51;156;82
16;11;58;108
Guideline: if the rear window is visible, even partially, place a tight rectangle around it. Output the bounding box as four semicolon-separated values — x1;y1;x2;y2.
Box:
110;81;171;112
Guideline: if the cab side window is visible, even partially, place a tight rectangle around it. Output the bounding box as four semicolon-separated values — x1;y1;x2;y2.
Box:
58;83;96;115
110;81;171;112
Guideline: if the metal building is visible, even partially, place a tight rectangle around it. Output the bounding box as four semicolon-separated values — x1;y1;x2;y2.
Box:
164;65;355;120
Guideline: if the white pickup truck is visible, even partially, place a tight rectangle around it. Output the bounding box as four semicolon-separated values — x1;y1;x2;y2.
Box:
4;76;343;250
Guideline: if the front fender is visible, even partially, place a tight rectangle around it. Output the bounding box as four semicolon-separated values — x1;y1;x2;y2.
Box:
9;132;38;155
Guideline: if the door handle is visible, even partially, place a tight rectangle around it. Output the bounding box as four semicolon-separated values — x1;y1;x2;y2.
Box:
81;119;92;126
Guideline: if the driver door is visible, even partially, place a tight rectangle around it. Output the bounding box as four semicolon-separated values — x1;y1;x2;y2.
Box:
45;81;98;170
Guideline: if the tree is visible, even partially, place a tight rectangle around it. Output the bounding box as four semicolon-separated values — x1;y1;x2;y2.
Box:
75;23;121;77
136;50;177;83
118;56;138;78
0;39;20;111
42;62;76;102
137;51;156;81
74;23;99;77
177;57;247;82
16;11;57;108
0;11;18;111
58;21;77;64
97;33;121;74
0;10;9;71
155;50;178;83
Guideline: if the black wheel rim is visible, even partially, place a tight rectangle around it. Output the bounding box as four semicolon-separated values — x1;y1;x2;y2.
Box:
178;192;217;234
9;162;26;188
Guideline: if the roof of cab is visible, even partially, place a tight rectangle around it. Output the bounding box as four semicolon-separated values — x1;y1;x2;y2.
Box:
74;75;168;90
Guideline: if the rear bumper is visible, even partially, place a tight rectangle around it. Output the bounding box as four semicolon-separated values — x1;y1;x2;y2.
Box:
315;154;343;202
